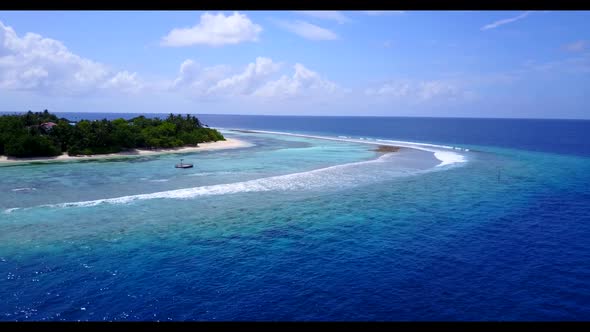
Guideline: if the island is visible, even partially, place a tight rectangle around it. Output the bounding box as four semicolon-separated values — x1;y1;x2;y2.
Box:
0;110;231;162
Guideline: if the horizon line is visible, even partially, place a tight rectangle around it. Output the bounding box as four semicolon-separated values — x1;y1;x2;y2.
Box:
1;111;589;121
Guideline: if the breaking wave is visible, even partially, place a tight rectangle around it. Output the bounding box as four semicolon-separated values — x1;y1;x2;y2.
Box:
231;129;468;167
11;187;37;192
6;152;432;212
4;129;470;213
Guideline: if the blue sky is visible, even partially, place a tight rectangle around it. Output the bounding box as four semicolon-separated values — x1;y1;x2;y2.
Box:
0;10;589;118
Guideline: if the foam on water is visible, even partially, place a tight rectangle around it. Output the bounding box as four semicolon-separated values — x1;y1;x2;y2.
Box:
233;129;468;167
5;152;425;212
434;151;467;167
3;130;468;213
187;171;236;177
11;188;37;192
49;154;394;208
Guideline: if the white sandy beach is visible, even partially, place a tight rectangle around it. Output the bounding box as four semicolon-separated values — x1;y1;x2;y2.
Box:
0;138;251;165
229;129;467;167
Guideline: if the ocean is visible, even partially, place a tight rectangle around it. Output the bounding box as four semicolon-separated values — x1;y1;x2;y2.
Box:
1;113;589;321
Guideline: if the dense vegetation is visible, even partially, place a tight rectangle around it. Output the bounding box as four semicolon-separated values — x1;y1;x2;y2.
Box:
0;110;225;158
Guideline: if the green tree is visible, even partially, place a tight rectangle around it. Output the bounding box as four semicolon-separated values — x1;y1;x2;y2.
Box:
1;110;224;157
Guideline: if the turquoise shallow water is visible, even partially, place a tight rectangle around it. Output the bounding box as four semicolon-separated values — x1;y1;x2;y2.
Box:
0;133;380;210
1;128;589;321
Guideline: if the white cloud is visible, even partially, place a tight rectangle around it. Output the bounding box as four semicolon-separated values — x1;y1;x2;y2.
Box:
207;57;281;96
161;12;262;47
253;63;339;98
171;59;232;97
366;80;466;102
0;20;140;95
277;20;339;41
481;11;531;31
362;11;405;16
417;81;461;100
101;71;143;93
171;57;340;100
523;54;590;74
173;59;202;88
563;40;588;52
365;82;411;98
295;11;351;24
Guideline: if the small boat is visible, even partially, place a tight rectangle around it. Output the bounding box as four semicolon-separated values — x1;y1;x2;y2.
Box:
175;159;193;169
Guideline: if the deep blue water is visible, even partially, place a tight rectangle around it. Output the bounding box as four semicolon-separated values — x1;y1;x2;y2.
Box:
37;112;590;157
197;114;590;157
1;113;589;321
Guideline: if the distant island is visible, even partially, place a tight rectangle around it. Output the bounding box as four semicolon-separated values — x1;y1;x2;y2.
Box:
0;110;225;158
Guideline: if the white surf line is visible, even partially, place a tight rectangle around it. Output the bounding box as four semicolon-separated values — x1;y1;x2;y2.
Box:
3;130;466;213
226;129;468;167
11;187;37;192
4;152;398;212
3;135;465;213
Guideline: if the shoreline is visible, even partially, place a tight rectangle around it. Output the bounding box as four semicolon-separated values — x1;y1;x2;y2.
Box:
0;137;251;165
228;128;468;167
